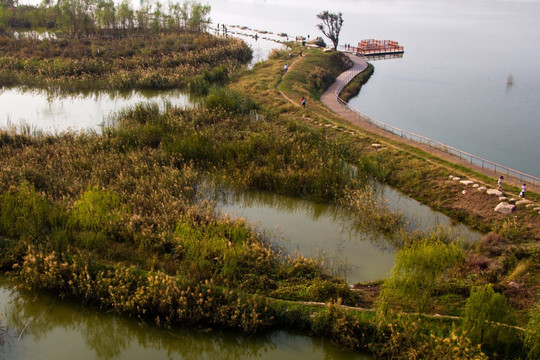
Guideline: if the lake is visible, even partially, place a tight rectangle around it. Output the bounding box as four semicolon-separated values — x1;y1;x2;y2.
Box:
205;0;540;177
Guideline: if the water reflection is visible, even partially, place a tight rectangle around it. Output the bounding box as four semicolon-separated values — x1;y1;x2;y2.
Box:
0;280;372;360
214;186;480;283
0;87;193;134
212;24;287;67
375;184;479;242
0;30;284;135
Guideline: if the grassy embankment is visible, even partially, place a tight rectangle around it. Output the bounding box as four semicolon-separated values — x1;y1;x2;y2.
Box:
0;33;538;358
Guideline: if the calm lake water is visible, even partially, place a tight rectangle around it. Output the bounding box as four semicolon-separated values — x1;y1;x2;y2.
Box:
205;0;540;177
0;279;373;360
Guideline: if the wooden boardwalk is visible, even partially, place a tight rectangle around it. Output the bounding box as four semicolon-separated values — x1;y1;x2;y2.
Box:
320;54;540;195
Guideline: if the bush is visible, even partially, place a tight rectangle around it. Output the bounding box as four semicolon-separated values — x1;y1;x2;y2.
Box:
308;66;334;92
68;186;130;250
374;317;488;360
0;181;61;242
204;87;257;115
379;237;464;314
524;302;540;359
311;302;363;349
494;217;527;242
462;284;510;345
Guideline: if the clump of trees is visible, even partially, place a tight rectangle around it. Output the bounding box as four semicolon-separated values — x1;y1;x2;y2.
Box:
0;0;211;36
462;284;511;346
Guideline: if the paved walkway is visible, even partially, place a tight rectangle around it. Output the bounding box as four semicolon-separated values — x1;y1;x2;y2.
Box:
320;54;540;195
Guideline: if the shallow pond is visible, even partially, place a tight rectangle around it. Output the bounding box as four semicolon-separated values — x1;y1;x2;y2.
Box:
0;88;193;134
216;185;481;284
0;279;373;360
0;34;284;135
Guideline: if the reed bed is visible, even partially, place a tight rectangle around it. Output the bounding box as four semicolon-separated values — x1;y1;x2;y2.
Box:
0;33;252;90
0;101;378;305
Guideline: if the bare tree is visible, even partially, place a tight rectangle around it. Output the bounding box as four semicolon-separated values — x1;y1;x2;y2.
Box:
316;11;343;50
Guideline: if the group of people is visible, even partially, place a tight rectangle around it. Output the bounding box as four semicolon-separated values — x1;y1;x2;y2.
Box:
498;176;527;198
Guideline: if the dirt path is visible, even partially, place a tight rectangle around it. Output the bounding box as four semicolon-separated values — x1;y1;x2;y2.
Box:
277;56;303;106
297;300;526;332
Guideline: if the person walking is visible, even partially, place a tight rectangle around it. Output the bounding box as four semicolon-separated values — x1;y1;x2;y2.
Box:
301;96;306;107
498;176;504;190
520;183;526;198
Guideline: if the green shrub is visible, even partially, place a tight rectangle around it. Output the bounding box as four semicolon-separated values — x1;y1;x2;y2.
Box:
311;302;363;349
68;186;129;250
379;237;464;314
204;87;257;115
494;217;527;242
308;66;334;92
0;181;61;242
188;75;210;96
524;302;540;360
374;317;487;360
462;284;509;344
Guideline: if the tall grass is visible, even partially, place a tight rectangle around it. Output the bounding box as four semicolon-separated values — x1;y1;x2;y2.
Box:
0;33;252;91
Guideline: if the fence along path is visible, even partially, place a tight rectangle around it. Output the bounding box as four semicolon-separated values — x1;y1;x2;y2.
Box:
321;53;540;189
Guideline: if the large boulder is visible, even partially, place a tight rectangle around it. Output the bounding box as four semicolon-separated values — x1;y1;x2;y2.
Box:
515;199;532;206
487;189;503;196
460;180;474;186
494;202;516;214
308;37;326;48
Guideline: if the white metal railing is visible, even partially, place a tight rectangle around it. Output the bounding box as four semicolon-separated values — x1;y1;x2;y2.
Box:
334;63;540;187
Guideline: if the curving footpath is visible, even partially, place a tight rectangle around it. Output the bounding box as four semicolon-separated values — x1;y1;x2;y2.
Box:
321;53;540;195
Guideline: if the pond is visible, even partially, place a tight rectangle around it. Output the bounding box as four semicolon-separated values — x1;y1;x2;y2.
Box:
0;88;193;134
0;279;373;360
0;34;284;134
216;185;481;284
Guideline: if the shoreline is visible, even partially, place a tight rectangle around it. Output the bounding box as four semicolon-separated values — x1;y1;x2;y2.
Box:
321;53;540;196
